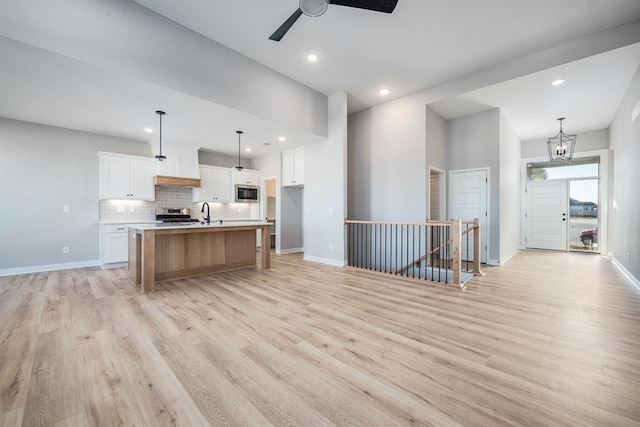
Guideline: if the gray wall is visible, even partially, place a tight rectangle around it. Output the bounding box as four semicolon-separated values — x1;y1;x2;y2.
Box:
446;109;501;263
1;0;328;138
0;118;148;271
198;150;254;169
521;128;609;158
426;106;447;171
281;187;304;251
348;94;427;222
304;92;348;265
609;62;640;281
499;113;522;263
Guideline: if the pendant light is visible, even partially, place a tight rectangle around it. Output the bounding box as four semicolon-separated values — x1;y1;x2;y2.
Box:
546;117;577;162
235;130;244;171
155;110;166;161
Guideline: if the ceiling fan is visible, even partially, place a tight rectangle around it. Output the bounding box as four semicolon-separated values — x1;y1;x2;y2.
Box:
269;0;399;42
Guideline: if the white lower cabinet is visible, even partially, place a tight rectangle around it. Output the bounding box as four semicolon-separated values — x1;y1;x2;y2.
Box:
100;224;129;268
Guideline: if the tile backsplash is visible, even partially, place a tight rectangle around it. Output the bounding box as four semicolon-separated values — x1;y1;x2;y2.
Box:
99;186;260;222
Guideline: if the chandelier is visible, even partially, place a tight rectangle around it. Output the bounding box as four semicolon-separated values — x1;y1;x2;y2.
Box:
547;117;576;162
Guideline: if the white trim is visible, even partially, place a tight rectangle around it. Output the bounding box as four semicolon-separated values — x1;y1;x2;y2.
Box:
612;258;640;292
499;248;519;266
449;167;490;263
100;262;127;270
278;247;304;255
0;260;100;277
521;149;609;254
303;254;345;267
428;166;447;221
261;175;279;252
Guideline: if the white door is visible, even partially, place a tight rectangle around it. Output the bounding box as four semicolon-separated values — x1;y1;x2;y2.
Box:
526;180;568;251
449;169;488;263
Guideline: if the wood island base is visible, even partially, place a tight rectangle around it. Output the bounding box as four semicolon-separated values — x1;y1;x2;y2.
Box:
128;224;270;293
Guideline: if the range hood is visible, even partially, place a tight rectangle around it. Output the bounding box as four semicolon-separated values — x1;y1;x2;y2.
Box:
150;140;201;187
153;175;201;187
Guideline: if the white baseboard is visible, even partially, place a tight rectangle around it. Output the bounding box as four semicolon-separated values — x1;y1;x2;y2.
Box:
278;247;304;255
100;262;128;270
487;258;500;266
612;258;640;292
0;260;100;277
303;254;346;267
499;249;519;266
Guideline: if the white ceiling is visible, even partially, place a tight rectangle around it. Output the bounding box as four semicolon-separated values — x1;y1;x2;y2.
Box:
2;0;640;155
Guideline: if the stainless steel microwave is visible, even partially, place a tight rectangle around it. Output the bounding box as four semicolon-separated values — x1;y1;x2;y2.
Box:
235;185;259;202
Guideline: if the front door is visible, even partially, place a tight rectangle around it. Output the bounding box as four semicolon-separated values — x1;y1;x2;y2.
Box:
449;169;488;263
526;180;568;251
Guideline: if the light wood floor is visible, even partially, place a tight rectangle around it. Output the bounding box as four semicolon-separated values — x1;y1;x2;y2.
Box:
1;250;640;426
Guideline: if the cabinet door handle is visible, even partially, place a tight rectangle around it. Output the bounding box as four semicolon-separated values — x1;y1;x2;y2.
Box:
116;227;126;231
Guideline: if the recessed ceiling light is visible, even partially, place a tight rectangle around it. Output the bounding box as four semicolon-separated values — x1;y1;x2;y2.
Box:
378;88;390;96
307;53;318;62
245;147;252;152
279;136;286;142
551;79;565;86
144;128;154;133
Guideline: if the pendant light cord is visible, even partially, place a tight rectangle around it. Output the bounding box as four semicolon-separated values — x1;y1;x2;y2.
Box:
155;110;166;161
236;130;244;171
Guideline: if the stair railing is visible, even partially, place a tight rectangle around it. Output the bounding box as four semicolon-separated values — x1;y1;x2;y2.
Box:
344;218;484;288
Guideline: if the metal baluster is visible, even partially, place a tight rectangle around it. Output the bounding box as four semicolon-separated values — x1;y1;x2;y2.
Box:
359;223;362;268
445;225;449;284
379;223;382;273
411;225;415;278
438;226;442;283
430;225;434;282
400;224;403;275
383;224;387;273
418;225;422;279
347;223;351;266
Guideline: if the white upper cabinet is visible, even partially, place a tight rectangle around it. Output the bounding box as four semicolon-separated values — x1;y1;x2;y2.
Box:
282;147;304;187
192;165;231;203
150;141;200;179
230;168;260;186
98;152;155;200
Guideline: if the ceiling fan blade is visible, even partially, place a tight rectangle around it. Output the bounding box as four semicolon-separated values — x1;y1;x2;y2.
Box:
329;0;398;13
269;8;303;41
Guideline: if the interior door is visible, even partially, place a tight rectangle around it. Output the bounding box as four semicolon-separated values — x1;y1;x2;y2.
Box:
449;169;488;263
526;180;568;250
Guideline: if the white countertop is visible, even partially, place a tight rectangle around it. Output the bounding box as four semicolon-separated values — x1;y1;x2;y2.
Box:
128;221;268;231
99;220;161;225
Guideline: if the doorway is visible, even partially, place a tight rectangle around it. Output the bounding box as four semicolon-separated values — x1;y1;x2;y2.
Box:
262;177;277;250
525;180;568;251
429;167;446;221
524;156;601;253
449;168;488;263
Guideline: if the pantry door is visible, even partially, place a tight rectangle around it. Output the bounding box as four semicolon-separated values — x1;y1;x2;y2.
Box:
526;180;568;251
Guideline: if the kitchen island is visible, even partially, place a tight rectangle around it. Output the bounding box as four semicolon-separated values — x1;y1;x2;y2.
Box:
128;221;270;293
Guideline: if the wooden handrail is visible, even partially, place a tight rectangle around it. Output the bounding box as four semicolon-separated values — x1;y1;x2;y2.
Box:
345;219;467;227
346;218;478;226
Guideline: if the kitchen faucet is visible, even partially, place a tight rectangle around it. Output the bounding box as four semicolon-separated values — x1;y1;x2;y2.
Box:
201;202;210;224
